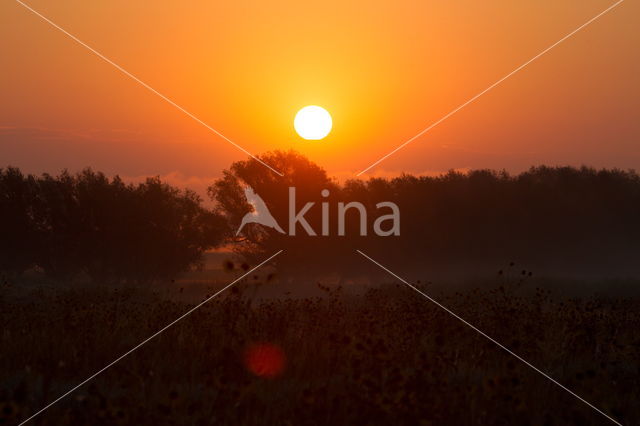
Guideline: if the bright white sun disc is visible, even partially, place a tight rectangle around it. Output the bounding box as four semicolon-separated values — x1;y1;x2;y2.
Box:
294;106;332;140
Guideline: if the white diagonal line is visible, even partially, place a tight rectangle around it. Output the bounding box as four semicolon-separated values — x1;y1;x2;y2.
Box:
17;250;283;426
357;0;625;176
356;249;623;426
13;0;284;177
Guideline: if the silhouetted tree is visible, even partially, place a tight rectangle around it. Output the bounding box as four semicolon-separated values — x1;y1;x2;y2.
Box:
0;168;37;276
208;150;363;279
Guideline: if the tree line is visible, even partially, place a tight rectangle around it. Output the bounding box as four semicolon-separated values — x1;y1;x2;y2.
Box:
209;151;640;281
3;151;640;284
0;168;227;283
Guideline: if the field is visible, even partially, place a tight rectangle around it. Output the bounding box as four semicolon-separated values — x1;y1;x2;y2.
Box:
1;276;638;425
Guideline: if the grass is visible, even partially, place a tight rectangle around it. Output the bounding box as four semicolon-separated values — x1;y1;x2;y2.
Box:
0;278;638;425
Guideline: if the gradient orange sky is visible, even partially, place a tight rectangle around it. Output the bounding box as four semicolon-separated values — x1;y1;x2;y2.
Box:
1;1;638;188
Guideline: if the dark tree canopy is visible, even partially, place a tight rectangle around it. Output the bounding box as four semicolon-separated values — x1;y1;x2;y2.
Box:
210;153;640;281
208;151;341;278
3;153;640;284
0;168;226;283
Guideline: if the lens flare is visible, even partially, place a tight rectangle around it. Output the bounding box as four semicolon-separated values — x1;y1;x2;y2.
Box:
244;343;286;378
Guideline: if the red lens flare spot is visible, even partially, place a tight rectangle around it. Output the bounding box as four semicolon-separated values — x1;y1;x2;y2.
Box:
244;343;286;378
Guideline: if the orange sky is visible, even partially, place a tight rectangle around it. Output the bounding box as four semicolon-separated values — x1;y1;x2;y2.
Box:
1;0;638;188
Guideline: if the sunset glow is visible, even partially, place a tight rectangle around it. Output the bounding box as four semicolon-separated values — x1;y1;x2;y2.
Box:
1;1;636;180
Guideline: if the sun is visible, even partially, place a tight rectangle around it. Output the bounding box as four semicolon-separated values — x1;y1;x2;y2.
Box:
294;106;332;140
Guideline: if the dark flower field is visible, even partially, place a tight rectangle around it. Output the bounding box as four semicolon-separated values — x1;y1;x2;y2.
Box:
1;278;637;425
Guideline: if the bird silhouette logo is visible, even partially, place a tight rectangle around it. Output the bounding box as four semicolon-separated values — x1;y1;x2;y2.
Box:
236;186;285;236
